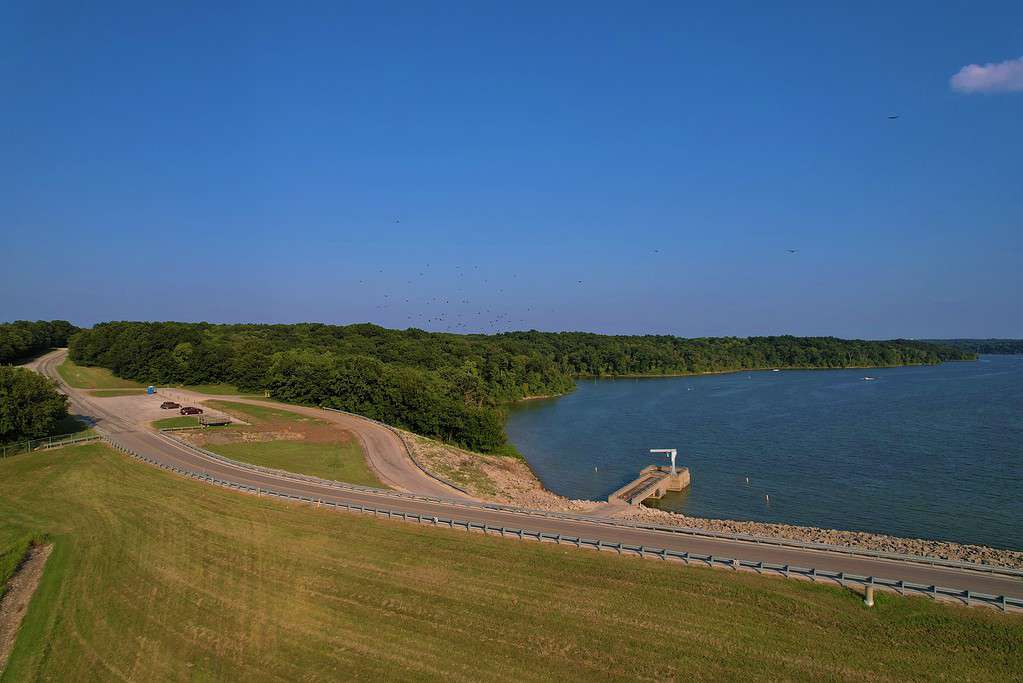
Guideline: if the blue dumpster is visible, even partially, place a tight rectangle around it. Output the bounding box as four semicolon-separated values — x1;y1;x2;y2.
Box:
147;386;155;395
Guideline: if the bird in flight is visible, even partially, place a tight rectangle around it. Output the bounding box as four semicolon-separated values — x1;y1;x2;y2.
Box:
887;115;899;120
785;249;798;254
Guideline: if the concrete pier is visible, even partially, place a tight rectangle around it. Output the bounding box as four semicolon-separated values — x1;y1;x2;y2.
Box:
609;465;691;506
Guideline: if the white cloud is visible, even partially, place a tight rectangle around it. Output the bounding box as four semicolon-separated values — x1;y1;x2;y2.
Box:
950;56;1023;93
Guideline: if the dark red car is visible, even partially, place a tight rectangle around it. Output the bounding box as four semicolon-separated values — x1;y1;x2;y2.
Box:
179;406;203;415
160;401;180;409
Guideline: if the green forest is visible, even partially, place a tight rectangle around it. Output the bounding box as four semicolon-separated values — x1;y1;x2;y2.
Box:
0;320;79;364
67;322;973;452
927;339;1023;354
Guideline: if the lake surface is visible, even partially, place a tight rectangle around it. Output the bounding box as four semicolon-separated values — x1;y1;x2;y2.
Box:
505;356;1023;550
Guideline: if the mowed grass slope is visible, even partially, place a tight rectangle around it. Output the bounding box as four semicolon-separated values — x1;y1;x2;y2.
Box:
199;400;383;487
1;444;1021;681
56;359;144;389
210;440;380;487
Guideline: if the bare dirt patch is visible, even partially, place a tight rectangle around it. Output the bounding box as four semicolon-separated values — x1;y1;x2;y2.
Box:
0;543;52;672
403;433;595;512
175;406;354;450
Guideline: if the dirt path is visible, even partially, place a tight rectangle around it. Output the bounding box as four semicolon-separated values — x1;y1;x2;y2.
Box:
0;544;52;673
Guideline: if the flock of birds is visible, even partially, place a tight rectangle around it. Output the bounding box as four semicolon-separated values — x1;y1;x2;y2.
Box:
356;241;810;334
366;116;913;333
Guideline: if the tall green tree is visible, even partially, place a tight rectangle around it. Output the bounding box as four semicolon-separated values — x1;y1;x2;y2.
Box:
0;367;69;443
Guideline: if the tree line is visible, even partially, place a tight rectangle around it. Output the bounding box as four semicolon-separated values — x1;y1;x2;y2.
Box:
68;322;973;452
926;339;1023;354
0;320;79;364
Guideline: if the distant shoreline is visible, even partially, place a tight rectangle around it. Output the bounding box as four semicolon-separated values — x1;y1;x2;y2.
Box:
511;359;978;403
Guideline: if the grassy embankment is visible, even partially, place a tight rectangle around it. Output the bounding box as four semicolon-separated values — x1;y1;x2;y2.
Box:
0;443;1020;681
89;389;148;397
58;360;259;397
175;384;263;396
151;416;201;429
57;359;143;390
177;400;381;488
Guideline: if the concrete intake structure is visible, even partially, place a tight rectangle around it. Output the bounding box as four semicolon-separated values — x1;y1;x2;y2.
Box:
609;465;691;506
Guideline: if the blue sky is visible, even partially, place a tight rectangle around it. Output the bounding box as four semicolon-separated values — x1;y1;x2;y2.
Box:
3;2;1021;337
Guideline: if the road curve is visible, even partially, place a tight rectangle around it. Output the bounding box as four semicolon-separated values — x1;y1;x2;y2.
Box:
31;349;1023;603
202;396;468;499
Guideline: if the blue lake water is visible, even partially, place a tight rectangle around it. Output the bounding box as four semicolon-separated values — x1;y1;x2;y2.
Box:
505;356;1023;550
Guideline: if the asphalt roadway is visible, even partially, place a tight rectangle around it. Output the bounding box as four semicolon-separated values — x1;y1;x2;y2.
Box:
33;350;1023;603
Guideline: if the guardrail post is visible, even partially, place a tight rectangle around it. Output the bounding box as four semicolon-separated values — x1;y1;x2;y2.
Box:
999;595;1007;612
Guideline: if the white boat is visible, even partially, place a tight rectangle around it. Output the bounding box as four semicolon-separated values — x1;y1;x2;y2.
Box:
771;369;780;372
863;376;876;381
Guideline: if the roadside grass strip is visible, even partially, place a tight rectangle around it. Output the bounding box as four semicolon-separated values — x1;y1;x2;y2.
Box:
56;360;143;390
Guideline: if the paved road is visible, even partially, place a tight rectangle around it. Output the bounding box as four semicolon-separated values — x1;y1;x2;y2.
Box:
188;394;467;499
33;350;1023;602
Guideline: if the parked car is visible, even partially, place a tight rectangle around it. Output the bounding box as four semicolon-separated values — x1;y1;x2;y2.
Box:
160;401;180;409
179;406;203;415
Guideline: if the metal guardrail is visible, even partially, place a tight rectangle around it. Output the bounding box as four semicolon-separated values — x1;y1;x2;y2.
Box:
1;431;101;458
157;425;1023;580
104;437;1023;612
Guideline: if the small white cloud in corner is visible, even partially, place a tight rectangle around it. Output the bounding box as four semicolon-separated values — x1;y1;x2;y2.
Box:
950;56;1023;93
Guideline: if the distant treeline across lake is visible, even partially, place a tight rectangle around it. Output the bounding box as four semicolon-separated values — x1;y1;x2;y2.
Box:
927;339;1023;354
64;321;973;453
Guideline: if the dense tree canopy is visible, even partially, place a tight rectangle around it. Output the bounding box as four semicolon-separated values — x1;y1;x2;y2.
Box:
69;322;973;452
0;367;69;444
0;320;78;364
927;339;1023;354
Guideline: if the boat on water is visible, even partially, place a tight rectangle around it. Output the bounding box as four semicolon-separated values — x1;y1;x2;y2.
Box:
863;376;876;381
771;369;780;372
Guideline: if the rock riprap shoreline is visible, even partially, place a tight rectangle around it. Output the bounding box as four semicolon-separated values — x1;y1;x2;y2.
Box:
404;432;1023;570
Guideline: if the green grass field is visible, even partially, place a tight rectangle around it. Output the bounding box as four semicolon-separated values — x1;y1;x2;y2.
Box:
56;359;144;390
151;416;200;429
175;384;264;396
207;400;320;424
0;443;1020;681
89;389;148;397
208;440;382;487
